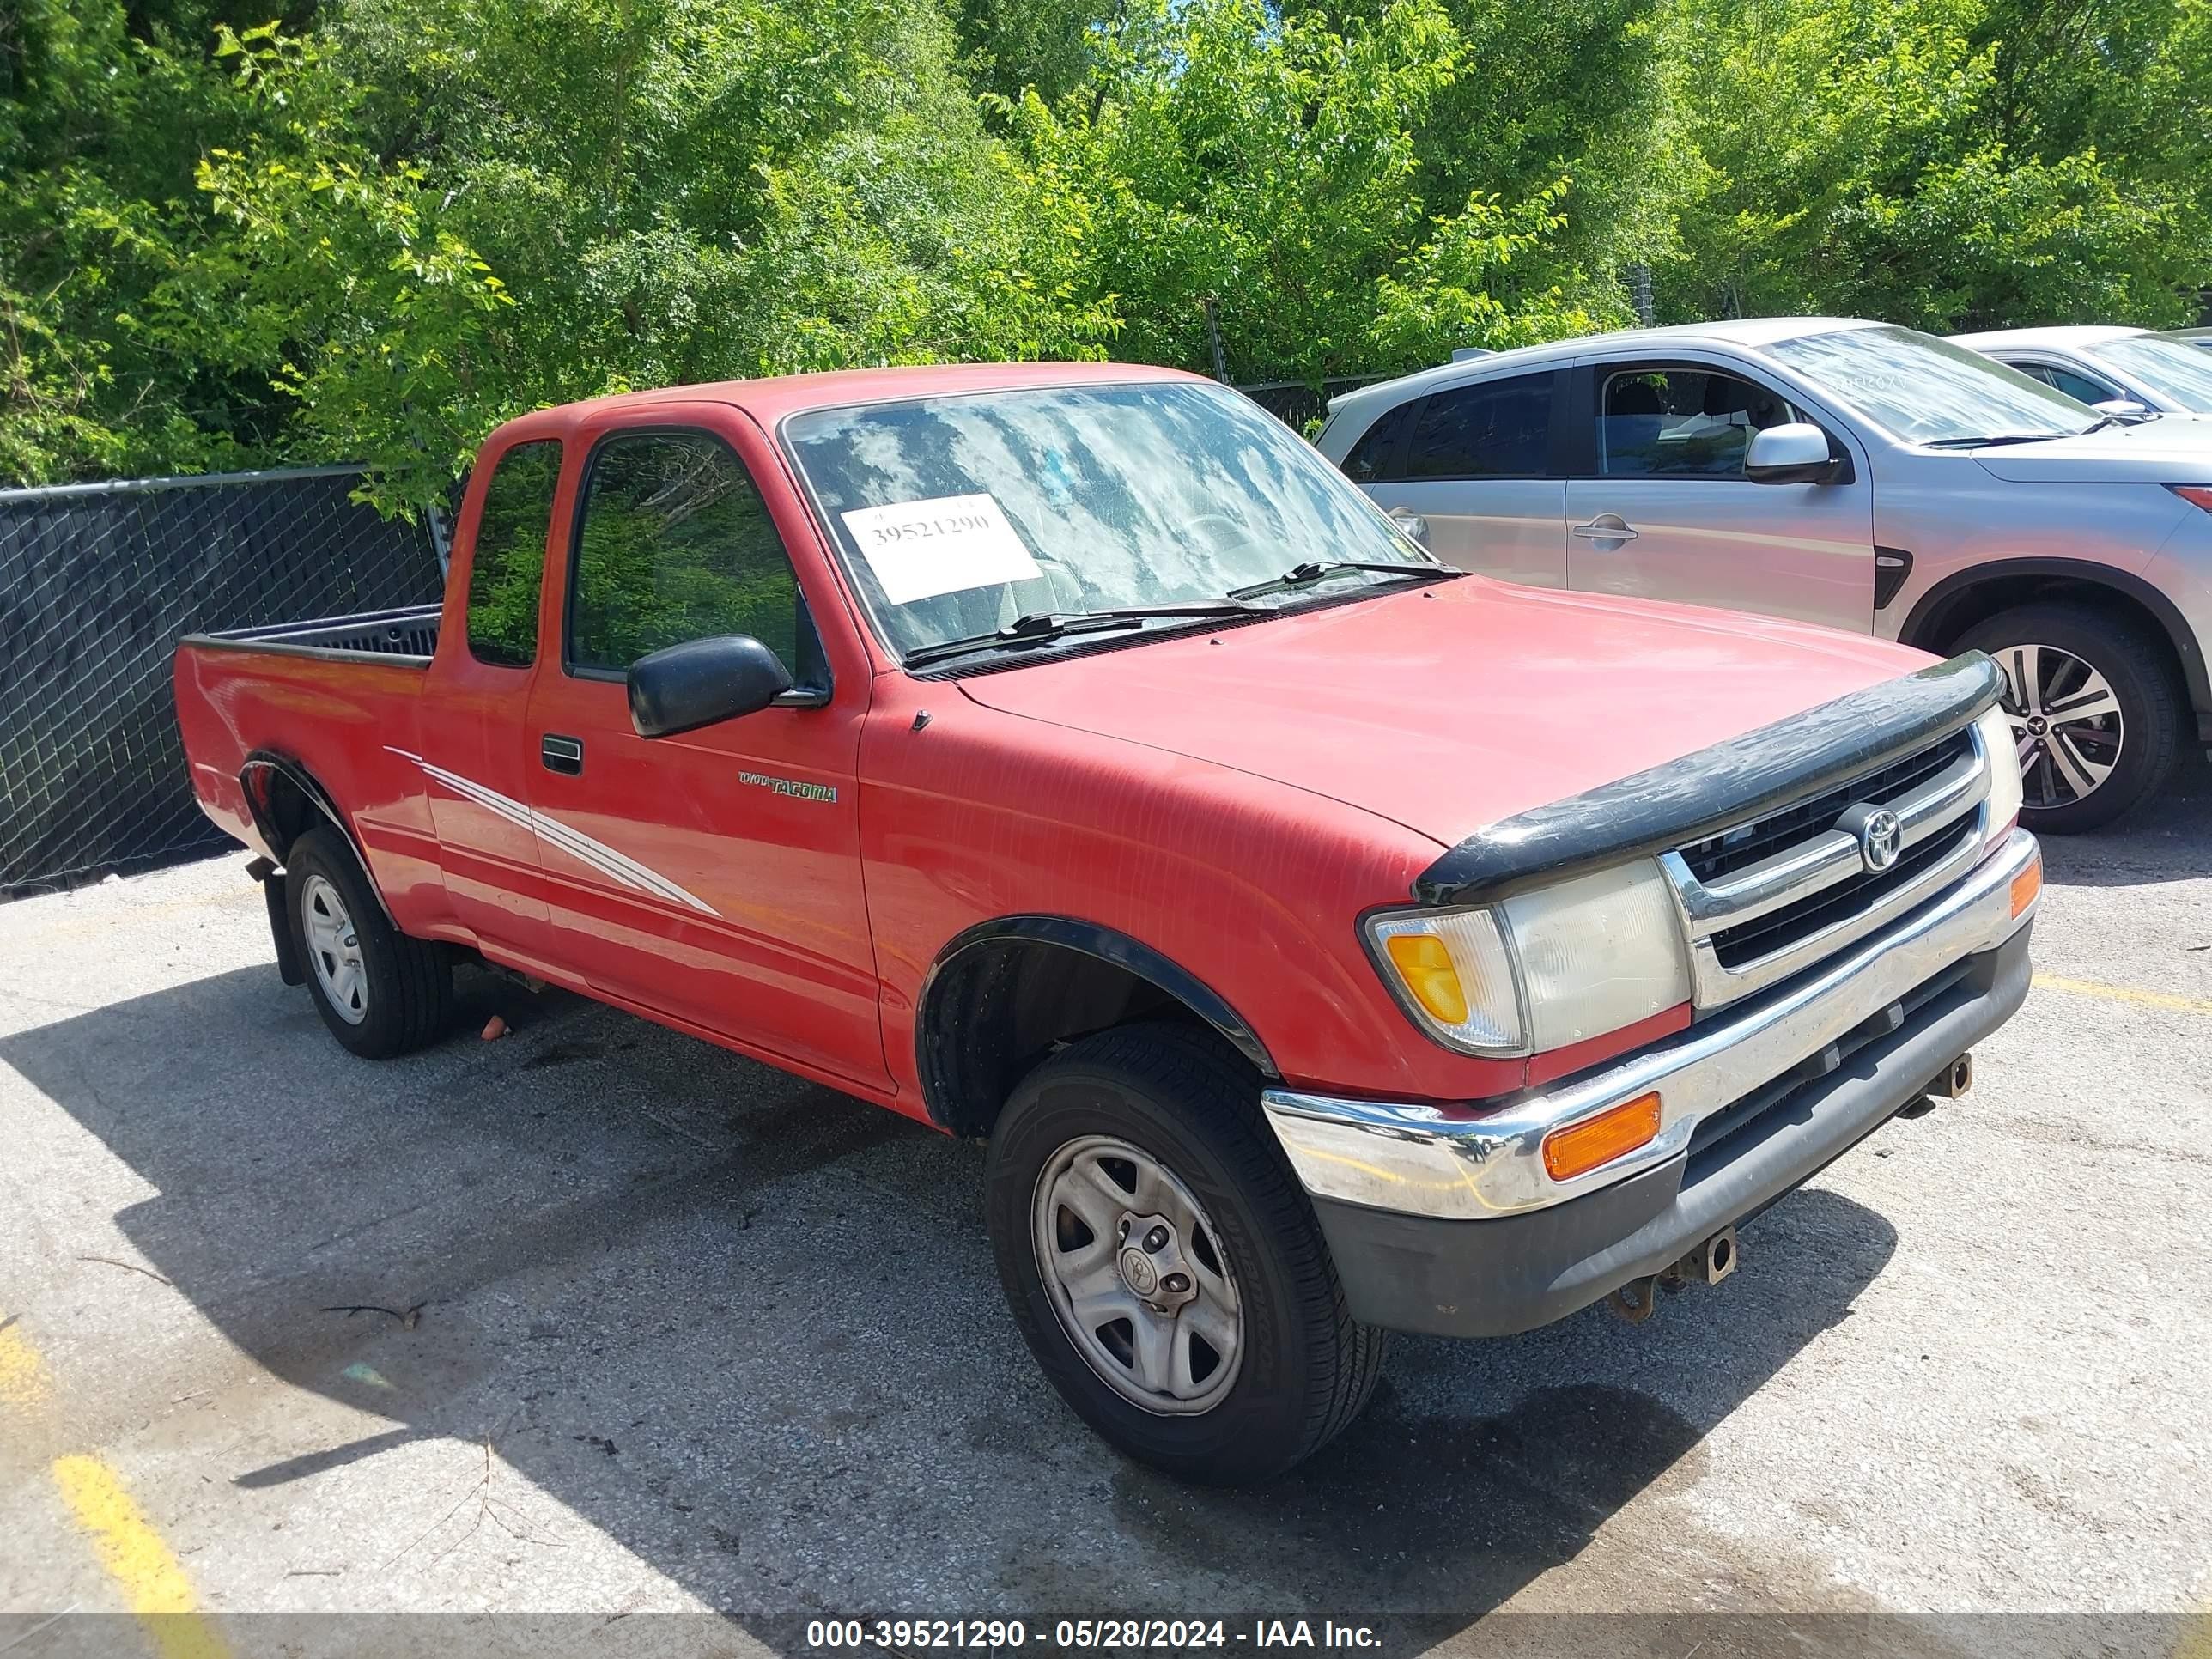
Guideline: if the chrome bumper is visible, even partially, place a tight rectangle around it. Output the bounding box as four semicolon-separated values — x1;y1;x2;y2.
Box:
1262;829;2039;1221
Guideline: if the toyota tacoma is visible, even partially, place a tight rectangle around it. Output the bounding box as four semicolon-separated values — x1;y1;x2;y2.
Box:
175;362;2041;1482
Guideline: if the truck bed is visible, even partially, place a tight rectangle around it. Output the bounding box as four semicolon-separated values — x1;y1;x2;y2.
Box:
185;604;441;664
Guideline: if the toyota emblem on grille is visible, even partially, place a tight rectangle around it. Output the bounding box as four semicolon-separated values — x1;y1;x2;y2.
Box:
1837;803;1904;872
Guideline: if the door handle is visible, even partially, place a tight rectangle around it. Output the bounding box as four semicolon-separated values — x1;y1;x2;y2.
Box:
541;734;584;775
1571;515;1639;544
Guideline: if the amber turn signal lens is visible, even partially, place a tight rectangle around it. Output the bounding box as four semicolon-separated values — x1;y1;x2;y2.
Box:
2010;853;2043;917
1541;1091;1662;1182
1384;932;1469;1025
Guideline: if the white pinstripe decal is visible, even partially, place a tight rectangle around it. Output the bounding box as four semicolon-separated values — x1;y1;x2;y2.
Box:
388;747;719;916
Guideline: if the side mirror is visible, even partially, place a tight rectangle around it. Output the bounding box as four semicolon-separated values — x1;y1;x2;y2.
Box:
1744;422;1840;485
2091;398;2153;422
1387;507;1431;548
628;635;793;738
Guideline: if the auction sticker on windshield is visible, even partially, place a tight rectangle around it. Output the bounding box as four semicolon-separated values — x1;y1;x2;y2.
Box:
842;493;1042;605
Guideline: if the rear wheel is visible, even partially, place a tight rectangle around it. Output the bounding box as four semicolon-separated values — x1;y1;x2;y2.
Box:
1956;603;2181;834
286;827;453;1059
984;1023;1386;1484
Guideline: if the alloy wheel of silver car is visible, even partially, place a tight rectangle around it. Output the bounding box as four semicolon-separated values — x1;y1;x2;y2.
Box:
1994;641;2124;811
300;872;369;1025
1032;1133;1244;1416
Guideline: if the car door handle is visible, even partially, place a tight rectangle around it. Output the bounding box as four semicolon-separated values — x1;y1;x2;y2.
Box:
1571;515;1639;543
541;734;584;775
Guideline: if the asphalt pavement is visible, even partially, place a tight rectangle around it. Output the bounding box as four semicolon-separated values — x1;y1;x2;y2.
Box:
1;768;2207;1658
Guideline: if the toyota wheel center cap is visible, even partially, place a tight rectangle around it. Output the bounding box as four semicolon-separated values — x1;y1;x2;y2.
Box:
1120;1249;1158;1296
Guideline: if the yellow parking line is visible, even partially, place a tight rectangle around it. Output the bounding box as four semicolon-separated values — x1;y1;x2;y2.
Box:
0;1320;52;1408
49;1457;228;1657
2034;974;2212;1016
1;1319;230;1659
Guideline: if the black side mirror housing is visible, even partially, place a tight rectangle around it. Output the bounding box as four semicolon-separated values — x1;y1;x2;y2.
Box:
628;635;794;738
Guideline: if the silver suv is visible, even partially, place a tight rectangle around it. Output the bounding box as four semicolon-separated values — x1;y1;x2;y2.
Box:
1316;317;2212;831
1948;325;2212;417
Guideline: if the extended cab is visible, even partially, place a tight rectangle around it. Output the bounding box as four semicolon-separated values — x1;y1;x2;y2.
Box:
175;362;2041;1483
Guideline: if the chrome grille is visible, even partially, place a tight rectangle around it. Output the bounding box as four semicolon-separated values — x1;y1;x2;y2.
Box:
1678;729;1974;885
1708;816;1978;968
1662;723;1990;1007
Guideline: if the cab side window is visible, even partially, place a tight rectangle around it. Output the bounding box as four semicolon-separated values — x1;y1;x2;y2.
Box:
1599;369;1799;478
465;439;562;668
568;430;814;684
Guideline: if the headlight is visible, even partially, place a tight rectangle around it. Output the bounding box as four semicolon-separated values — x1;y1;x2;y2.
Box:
1367;859;1693;1057
1974;704;2022;847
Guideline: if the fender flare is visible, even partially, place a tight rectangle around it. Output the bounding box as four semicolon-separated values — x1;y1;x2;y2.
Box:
916;915;1279;1124
1898;558;2210;716
237;750;398;927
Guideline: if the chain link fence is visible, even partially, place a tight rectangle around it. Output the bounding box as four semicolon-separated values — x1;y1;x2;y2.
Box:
1235;375;1393;434
1;466;446;898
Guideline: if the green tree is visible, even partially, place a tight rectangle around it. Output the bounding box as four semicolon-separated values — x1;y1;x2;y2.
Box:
1;0;309;482
1006;0;1626;385
1654;0;2209;328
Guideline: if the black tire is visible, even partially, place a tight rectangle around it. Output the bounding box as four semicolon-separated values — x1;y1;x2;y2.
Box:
984;1022;1386;1485
1957;602;2183;835
285;826;453;1059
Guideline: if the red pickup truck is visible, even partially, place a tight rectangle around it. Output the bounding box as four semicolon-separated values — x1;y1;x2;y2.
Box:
176;362;2041;1482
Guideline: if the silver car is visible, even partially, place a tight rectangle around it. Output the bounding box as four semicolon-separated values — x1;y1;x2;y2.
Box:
1316;317;2212;831
1949;325;2212;416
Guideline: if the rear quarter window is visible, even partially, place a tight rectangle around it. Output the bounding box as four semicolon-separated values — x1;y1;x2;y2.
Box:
466;440;562;668
1401;373;1556;479
1339;401;1411;483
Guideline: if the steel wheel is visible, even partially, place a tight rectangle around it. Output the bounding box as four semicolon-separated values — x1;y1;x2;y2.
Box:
299;872;368;1025
1995;641;2124;811
1032;1133;1243;1416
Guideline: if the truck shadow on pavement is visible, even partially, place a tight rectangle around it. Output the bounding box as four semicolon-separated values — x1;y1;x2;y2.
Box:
2;957;1902;1630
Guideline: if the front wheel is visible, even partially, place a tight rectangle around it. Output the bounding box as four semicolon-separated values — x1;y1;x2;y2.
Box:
286;826;453;1059
984;1024;1385;1484
1956;603;2183;834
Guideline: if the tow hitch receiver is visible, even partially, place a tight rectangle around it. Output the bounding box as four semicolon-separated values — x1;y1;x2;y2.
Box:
1897;1051;1973;1121
1606;1224;1741;1324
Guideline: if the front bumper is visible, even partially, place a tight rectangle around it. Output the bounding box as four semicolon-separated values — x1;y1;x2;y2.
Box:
1262;830;2039;1338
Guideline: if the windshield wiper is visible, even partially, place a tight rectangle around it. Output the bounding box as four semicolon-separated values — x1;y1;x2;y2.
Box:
1224;560;1461;602
2082;411;2158;432
901;603;1259;669
1921;433;2075;449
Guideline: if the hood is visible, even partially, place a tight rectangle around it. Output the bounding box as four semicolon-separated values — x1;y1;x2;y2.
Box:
1969;418;2212;483
953;577;1936;848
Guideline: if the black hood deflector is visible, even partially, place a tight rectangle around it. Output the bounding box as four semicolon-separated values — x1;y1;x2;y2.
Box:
1412;652;2003;908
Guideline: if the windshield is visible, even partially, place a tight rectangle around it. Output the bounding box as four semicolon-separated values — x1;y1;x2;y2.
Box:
1769;325;2098;444
783;380;1431;659
2091;336;2212;413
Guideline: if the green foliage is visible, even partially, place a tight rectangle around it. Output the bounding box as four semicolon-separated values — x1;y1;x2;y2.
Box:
1654;0;2210;329
1003;0;1622;383
3;0;2206;497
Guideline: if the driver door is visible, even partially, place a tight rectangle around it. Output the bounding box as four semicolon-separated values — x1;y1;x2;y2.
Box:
524;407;890;1091
1565;359;1876;630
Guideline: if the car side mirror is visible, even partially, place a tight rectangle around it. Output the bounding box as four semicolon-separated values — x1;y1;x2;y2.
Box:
1745;422;1841;485
628;635;794;738
2091;398;2153;422
1387;507;1431;548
